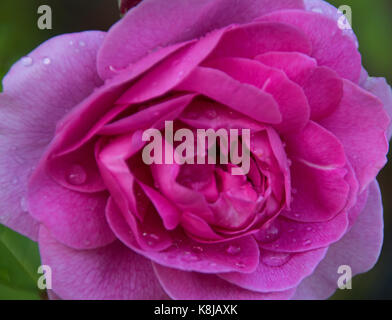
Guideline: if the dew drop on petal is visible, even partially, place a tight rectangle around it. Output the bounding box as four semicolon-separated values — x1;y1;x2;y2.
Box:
303;239;312;246
21;57;33;67
261;252;291;267
20;197;28;213
191;246;204;254
42;57;51;65
255;224;280;243
78;40;86;47
235;261;246;269
226;245;241;255
66;164;87;185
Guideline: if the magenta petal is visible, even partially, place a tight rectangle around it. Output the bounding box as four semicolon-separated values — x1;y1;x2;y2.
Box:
319;80;390;192
180;98;265;131
259;210;348;252
0;32;105;239
205;57;310;133
38;226;167;300
285;121;346;168
153;264;296;300
207;22;312;61
99;94;196;135
176;66;282;124
283;161;350;222
260;10;361;83
98;0;304;78
27;164;115;249
255;51;317;83
219;247;327;292
293;181;383;299
106;198;260;274
301;66;343;120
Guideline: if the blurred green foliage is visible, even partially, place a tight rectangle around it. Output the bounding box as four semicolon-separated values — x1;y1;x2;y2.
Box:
0;224;42;299
0;0;391;300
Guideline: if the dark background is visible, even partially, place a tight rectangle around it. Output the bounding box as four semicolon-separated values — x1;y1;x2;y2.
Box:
0;0;391;299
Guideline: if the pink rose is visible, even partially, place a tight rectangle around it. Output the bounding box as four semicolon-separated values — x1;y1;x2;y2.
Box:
1;0;391;300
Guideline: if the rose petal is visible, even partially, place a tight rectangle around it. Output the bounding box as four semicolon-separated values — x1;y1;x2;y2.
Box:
98;0;304;79
219;247;327;292
205;57;310;133
27;164;115;249
293;181;384;299
319;80;390;192
176;66;282;124
0;31;105;239
153;264;296;300
38;226;167;300
260;10;362;83
106;198;260;274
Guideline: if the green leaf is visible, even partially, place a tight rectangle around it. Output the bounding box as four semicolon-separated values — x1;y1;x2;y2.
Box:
0;224;42;300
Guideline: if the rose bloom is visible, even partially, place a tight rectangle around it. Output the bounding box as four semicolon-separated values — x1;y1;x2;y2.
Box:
1;0;391;300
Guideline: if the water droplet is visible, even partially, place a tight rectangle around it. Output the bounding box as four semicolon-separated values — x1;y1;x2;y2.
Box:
206;110;217;119
226;245;241;255
294;213;301;218
142;233;160;246
306;227;313;232
66;164;87;185
20;197;28;212
255;224;279;243
69;40;74;46
78;40;86;47
235;262;246;269
21;57;33;67
178;70;185;78
261;252;291;267
42;57;51;65
182;252;200;262
191;246;204;254
303;239;312;246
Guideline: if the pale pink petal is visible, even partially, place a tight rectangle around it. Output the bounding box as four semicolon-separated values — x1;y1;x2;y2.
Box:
0;31;105;239
38;226;167;300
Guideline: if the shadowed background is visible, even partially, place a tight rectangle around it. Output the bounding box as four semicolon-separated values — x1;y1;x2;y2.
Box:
0;0;391;299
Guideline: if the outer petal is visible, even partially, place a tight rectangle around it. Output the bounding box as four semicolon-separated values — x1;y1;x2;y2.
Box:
153;264;296;300
38;226;167;300
319;80;390;192
361;76;392;140
0;31;105;239
293;181;384;299
98;0;305;79
219;247;327;293
260;10;361;83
